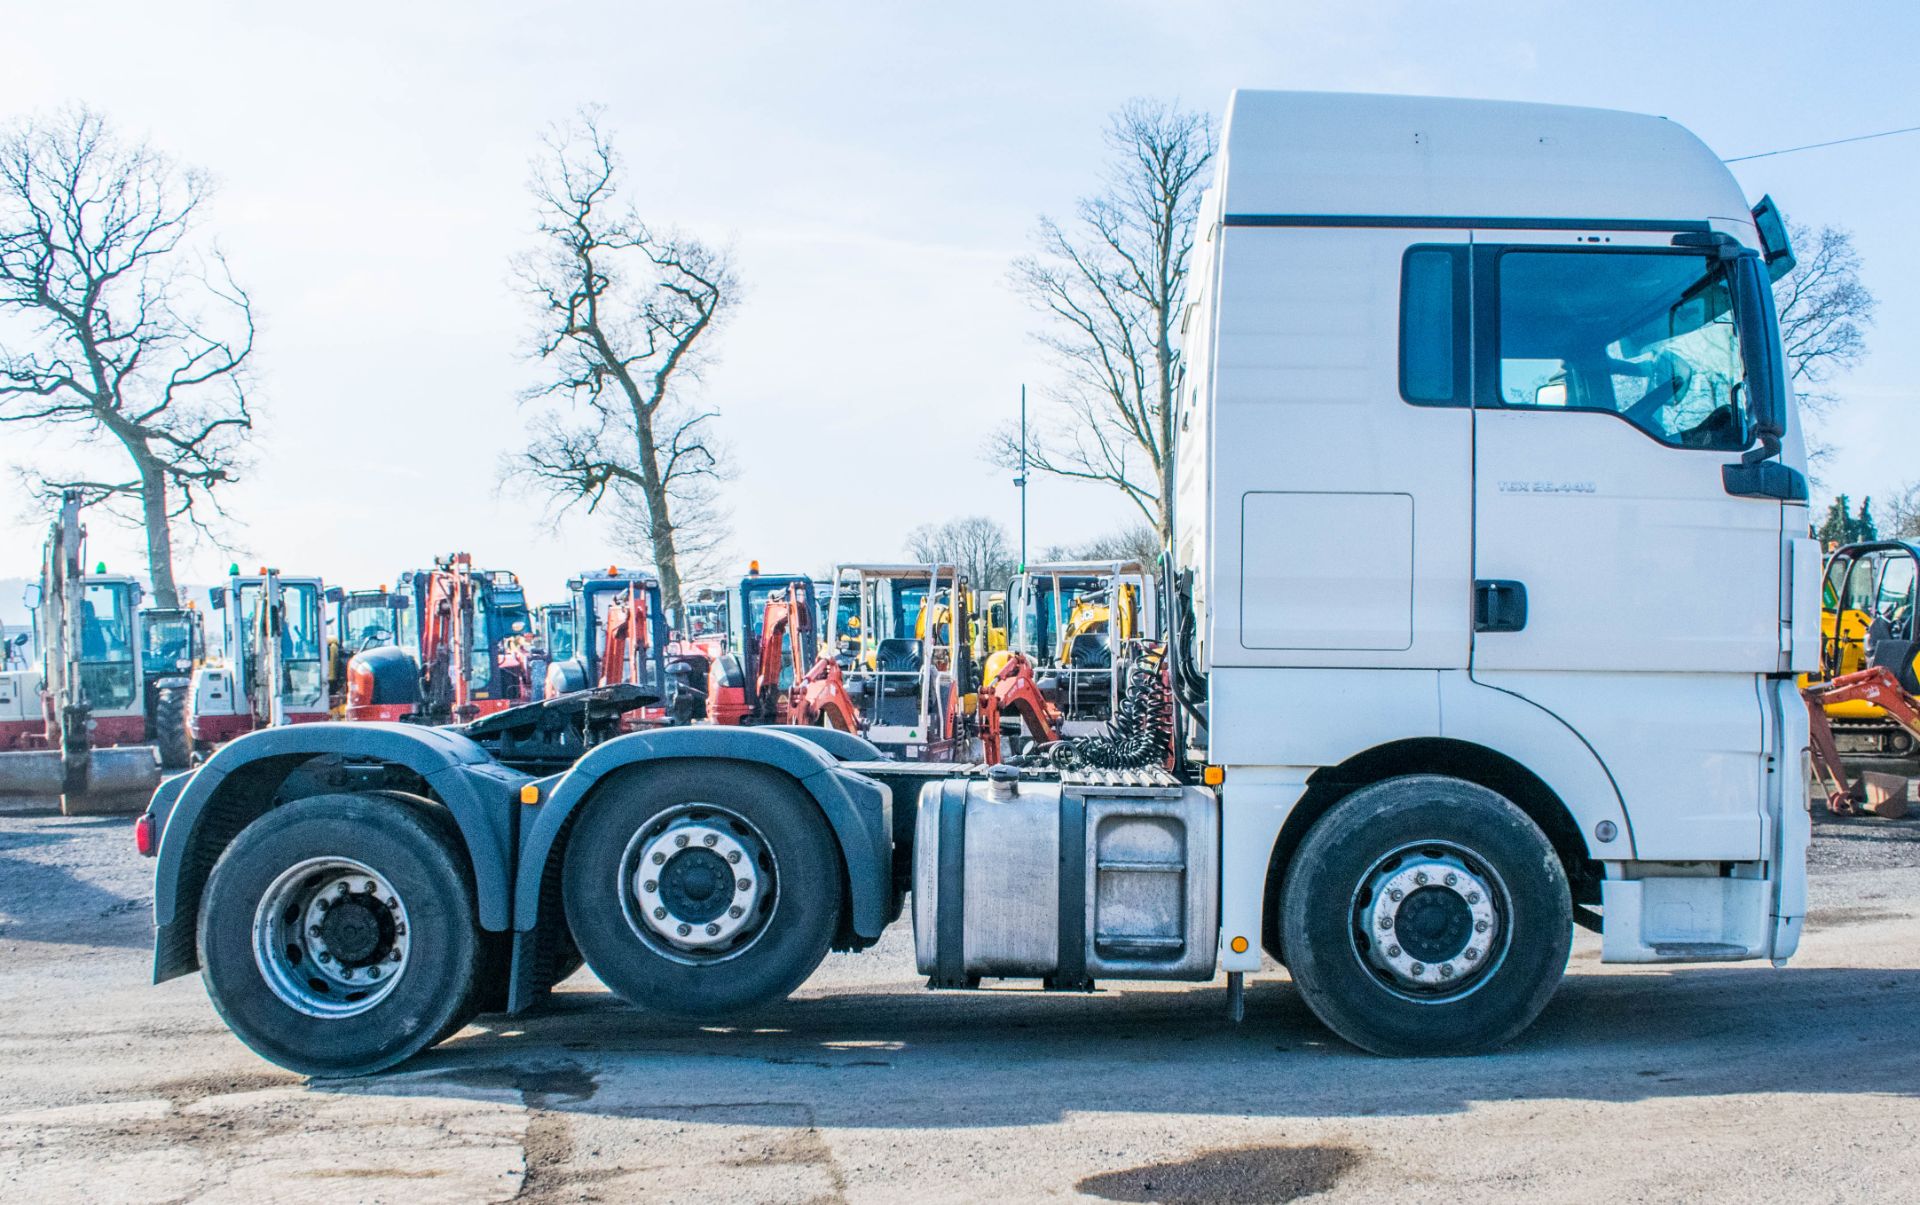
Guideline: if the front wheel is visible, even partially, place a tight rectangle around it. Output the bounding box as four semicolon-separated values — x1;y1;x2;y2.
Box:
1280;775;1572;1056
197;792;486;1076
562;762;842;1019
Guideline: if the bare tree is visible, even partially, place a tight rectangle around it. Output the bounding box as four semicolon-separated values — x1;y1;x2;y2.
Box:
905;515;1019;591
991;99;1214;543
0;107;255;606
512;109;735;614
1882;482;1920;540
1774;221;1876;422
1042;521;1162;567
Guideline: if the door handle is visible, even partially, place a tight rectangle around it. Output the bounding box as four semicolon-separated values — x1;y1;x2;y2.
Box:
1475;580;1528;633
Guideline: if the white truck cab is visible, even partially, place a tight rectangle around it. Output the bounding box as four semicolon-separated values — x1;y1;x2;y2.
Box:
1174;93;1816;1029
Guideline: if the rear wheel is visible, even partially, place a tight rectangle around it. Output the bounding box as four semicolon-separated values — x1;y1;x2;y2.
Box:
1280;774;1572;1056
153;685;192;770
563;762;841;1019
197;792;486;1076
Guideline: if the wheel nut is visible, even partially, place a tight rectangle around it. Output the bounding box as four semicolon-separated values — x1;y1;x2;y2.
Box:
1414;872;1429;885
1444;873;1457;887
318;952;333;963
676;923;691;936
386;896;398;909
703;833;717;846
1466;892;1480;904
652;851;666;865
674;834;689;848
368;966;382;979
653;907;667;920
309;925;322;937
1409;962;1425;976
1377;916;1393;931
727;850;741;863
1439;963;1455;978
1475;920;1489;933
729;906;744;918
337;882;349;895
1386;945;1401;957
390;950;402;962
705;923;720;935
737;878;751;891
1463;948;1478;961
643;880;658;893
1388;888;1403;902
316;897;330;911
364;881;376;893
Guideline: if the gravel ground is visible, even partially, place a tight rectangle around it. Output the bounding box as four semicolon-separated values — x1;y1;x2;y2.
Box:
0;802;1915;1203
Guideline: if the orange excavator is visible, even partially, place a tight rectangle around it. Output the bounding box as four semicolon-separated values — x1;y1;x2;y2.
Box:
347;553;533;724
977;651;1060;764
708;580;859;730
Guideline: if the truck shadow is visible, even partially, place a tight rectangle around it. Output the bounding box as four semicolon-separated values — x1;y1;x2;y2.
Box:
321;961;1920;1127
0;815;151;949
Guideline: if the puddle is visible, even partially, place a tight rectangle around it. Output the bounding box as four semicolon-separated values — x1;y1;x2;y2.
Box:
1077;1142;1362;1204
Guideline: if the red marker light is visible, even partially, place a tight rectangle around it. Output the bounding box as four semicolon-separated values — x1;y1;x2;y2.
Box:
134;813;157;857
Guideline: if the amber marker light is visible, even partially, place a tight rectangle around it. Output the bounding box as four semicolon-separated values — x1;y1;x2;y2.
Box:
1230;936;1249;954
519;784;540;805
1202;765;1224;786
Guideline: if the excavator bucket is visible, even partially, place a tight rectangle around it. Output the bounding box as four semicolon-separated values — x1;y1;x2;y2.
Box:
0;744;160;814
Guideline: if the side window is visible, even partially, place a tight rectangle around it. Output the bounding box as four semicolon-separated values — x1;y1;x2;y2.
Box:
1399;246;1467;406
1494;249;1752;451
1875;556;1916;635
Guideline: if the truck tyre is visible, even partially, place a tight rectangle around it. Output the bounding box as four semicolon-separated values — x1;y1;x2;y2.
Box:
154;686;192;770
562;761;841;1019
197;792;485;1077
1280;774;1572;1057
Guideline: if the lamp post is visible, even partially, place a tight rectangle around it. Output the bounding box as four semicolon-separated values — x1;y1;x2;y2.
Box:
1015;384;1028;572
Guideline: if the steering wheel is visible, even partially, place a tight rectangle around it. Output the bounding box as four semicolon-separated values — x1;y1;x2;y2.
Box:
1620;352;1693;433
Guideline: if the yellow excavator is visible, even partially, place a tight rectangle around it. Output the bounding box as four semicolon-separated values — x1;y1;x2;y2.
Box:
1802;540;1920;810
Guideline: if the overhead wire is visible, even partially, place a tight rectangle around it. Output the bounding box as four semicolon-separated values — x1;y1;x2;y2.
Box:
1724;124;1920;163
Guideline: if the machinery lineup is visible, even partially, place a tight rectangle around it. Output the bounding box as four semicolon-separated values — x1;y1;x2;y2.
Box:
0;91;1869;1075
0;507;1162;807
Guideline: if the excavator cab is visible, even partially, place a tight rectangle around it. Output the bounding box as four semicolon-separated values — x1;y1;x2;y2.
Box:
1812;542;1920;719
1006;561;1158;735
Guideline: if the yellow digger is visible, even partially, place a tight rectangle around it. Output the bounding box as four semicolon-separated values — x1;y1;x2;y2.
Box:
1802;540;1920;811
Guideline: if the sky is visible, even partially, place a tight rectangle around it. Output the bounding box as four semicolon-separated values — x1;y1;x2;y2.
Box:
2;0;1916;614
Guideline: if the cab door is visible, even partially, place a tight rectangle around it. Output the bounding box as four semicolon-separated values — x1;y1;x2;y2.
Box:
1468;233;1784;860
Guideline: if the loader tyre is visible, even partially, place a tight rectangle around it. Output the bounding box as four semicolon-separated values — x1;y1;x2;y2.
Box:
1281;774;1571;1057
197;792;485;1077
154;686;192;770
563;761;840;1019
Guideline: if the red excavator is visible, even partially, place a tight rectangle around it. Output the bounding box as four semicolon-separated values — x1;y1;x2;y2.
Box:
347;553;535;724
707;579;859;730
977;651;1061;764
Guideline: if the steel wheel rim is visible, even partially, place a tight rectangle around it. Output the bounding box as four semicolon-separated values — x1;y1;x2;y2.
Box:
617;803;779;966
1348;839;1511;1003
252;856;411;1018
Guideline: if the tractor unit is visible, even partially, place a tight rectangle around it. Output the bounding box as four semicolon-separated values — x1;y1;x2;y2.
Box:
142;92;1818;1079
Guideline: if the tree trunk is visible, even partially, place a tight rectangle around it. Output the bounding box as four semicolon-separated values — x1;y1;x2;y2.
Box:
633;425;684;615
134;449;180;608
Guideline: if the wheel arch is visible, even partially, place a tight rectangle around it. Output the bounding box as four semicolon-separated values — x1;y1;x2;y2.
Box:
513;726;891;950
151;723;518;984
1260;737;1600;960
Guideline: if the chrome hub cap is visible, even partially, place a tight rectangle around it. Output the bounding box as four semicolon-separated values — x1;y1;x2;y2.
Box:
621;806;774;960
253;857;410;1018
1354;844;1505;998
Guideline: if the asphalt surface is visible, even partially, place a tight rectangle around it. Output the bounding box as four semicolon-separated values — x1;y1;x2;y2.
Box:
0;802;1915;1203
